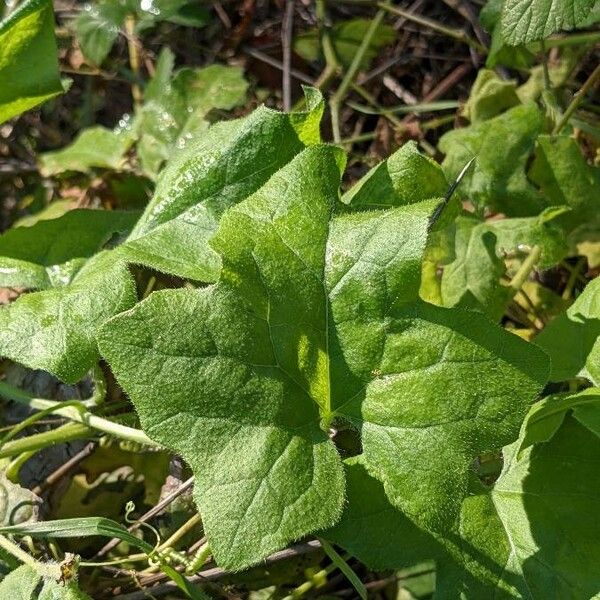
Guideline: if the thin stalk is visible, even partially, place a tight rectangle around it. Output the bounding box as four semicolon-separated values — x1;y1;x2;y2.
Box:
540;40;551;91
330;7;387;141
282;561;338;600
185;543;211;575
0;400;85;447
377;2;487;54
508;246;542;296
562;257;586;300
553;63;600;135
5;451;35;482
124;14;142;107
157;514;201;553
0;422;93;459
544;31;600;48
0;381;154;446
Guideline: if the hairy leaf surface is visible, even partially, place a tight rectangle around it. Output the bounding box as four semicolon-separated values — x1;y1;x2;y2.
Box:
439;103;545;216
118;88;324;282
327;403;600;598
501;0;599;45
0;209;138;289
100;143;548;569
39;126;135;176
0;252;136;383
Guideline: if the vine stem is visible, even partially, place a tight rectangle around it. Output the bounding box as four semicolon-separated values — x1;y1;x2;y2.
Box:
124;14;143;107
0;381;154;446
377;2;487;54
0;422;92;459
508;246;542;296
330;5;387;142
553;62;600;135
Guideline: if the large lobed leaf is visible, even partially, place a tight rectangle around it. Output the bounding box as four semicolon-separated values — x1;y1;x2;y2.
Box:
0;94;323;382
99;143;549;569
326;389;600;598
0;0;64;124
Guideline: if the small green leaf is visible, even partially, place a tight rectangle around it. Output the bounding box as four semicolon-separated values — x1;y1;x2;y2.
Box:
294;18;395;70
342;140;448;209
516;388;600;455
536;277;600;382
39;126;135;176
0;209;138;289
136;50;248;178
529;134;600;234
72;1;126;66
439;103;545;216
501;0;599;45
440;216;509;319
480;0;535;69
462;69;520;123
0;251;136;383
0;565;44;598
0;0;64;124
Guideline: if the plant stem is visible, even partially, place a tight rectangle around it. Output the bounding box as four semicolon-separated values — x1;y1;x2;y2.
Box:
0;381;154;447
282;561;338;600
377;2;487;54
330;6;387;141
553;62;600;135
0;422;93;459
124;14;142;107
185;543;211;575
508;246;542;295
157;514;201;553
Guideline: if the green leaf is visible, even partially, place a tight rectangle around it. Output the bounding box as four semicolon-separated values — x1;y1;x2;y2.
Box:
440;215;509;319
0;516;152;553
136;50;248;178
529;134;600;234
0;565;41;598
0;473;39;526
118;87;324;282
462;69;520;123
0;209;138;289
515;388;600;455
100;143;549;569
294;18;395;70
342;140;448;209
536;276;600;382
466;414;600;597
39;126;135;176
487;206;570;268
328;406;600;598
324;456;440;571
439;103;546;216
501;0;598;45
0;0;64;124
480;0;535;69
72;1;126;66
0;519;206;600
0;564;93;599
0;251;136;383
